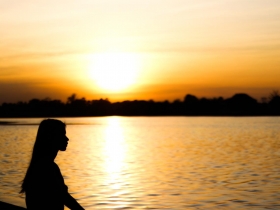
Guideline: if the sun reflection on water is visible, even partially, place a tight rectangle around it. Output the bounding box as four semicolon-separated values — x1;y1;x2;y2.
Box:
102;117;126;190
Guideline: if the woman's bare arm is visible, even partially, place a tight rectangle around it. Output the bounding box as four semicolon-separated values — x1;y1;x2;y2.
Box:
64;192;84;210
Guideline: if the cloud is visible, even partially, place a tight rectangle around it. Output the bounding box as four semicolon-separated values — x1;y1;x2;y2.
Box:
137;43;280;54
0;49;87;62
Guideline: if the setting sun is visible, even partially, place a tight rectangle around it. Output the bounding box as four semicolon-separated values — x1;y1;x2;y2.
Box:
88;52;140;92
1;0;280;103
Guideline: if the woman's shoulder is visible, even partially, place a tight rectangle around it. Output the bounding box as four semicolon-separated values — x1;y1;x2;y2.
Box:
29;161;58;176
52;162;62;173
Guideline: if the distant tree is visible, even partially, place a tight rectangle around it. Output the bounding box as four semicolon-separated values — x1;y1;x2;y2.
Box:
184;94;198;104
29;98;41;105
1;92;280;117
269;90;279;102
268;90;280;115
225;93;258;115
67;94;76;104
173;99;181;104
261;97;268;104
43;97;51;102
183;94;199;115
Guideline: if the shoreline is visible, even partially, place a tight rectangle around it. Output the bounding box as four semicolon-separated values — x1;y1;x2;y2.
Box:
0;201;26;210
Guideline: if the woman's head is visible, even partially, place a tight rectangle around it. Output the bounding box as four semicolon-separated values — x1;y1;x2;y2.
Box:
33;119;69;158
20;119;69;193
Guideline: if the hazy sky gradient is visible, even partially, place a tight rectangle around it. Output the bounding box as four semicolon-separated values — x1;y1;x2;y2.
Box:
1;0;280;103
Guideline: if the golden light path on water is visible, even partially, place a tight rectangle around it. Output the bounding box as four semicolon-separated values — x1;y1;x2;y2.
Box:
102;117;126;191
88;117;143;209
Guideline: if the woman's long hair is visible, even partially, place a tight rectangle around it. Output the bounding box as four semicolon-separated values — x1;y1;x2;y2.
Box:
20;119;66;193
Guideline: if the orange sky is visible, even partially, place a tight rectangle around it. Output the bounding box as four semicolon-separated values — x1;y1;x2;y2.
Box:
1;0;280;103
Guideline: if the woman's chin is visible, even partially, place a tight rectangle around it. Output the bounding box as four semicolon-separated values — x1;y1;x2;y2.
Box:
59;146;67;151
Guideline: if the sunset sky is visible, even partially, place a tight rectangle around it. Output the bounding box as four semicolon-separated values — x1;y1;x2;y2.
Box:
1;0;280;103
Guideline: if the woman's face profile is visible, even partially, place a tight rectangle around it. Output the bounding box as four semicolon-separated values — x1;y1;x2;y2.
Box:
55;128;69;151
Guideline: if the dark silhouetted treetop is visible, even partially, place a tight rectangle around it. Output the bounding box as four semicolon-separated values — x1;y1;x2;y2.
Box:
0;92;279;117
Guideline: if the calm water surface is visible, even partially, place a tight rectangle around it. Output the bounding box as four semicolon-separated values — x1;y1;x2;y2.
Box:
0;117;280;209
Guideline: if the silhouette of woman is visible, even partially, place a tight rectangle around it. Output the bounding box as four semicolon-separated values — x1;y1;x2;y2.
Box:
20;119;84;210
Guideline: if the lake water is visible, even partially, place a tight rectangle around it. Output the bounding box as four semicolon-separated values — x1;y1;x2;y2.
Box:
0;117;280;209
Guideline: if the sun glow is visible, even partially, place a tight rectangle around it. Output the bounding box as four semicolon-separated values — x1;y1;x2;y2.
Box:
88;52;140;92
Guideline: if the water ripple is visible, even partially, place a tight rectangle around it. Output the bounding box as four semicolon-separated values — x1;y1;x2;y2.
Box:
0;117;280;209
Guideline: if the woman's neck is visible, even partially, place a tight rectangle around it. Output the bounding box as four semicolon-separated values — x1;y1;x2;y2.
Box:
50;149;58;161
38;150;58;162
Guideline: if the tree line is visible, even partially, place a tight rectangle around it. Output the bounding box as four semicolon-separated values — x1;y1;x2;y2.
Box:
0;91;279;117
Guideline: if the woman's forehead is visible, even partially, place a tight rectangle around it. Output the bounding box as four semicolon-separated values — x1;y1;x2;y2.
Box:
53;127;66;134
